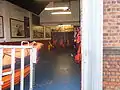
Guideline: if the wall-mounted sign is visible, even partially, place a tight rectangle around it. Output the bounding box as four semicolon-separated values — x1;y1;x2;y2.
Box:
32;26;44;38
45;26;51;38
49;25;74;32
10;18;25;38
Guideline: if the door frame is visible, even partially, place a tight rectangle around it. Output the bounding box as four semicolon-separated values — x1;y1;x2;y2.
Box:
80;0;103;90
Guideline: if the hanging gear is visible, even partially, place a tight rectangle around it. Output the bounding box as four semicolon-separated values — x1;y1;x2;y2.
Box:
75;44;81;64
48;41;54;51
74;27;81;64
60;39;65;48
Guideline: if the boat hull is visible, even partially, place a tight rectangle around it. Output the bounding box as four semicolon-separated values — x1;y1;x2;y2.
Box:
1;42;43;90
2;65;30;90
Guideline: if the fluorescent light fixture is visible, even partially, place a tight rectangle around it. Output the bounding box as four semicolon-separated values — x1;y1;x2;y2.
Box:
58;25;72;27
45;7;69;10
51;11;71;15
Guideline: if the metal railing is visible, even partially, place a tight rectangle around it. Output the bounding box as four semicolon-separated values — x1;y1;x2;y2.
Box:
0;41;37;90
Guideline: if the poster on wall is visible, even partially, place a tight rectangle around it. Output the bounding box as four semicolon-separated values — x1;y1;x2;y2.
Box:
51;25;74;32
45;26;51;38
33;26;44;38
0;16;4;38
10;18;25;38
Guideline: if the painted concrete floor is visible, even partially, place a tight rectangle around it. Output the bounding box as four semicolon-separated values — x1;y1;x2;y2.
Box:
14;49;80;90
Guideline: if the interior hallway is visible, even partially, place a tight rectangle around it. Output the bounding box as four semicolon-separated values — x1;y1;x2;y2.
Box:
14;49;80;90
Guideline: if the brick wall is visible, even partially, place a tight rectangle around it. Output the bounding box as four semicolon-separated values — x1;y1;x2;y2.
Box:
103;0;120;47
103;0;120;90
103;48;120;90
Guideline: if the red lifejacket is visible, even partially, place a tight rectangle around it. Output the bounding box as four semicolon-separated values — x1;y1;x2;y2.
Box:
75;54;81;63
66;40;70;46
76;33;81;44
53;40;57;46
60;39;65;48
75;44;81;63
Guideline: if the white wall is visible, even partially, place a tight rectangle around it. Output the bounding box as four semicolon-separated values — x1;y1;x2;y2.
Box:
3;1;32;42
40;0;80;26
0;1;40;42
0;1;4;17
0;1;50;42
0;1;6;42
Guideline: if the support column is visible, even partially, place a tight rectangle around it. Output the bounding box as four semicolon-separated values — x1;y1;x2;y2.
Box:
81;0;103;89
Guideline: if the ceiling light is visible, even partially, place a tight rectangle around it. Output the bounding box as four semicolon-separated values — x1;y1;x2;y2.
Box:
45;7;69;10
58;25;72;27
51;11;71;15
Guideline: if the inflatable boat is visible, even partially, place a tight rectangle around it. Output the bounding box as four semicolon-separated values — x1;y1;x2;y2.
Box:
1;42;43;89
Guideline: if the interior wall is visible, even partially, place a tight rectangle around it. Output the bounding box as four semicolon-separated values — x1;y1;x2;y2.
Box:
3;1;31;42
0;1;50;49
40;0;80;26
0;1;49;42
0;1;6;42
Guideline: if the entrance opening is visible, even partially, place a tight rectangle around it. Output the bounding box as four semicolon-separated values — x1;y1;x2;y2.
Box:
1;0;81;90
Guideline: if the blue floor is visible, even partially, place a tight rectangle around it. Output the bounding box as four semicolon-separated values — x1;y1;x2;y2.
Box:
14;49;80;90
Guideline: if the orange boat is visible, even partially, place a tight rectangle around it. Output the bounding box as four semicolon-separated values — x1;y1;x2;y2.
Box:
1;42;43;90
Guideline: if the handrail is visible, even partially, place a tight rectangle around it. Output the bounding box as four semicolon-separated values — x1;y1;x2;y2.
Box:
0;41;37;90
